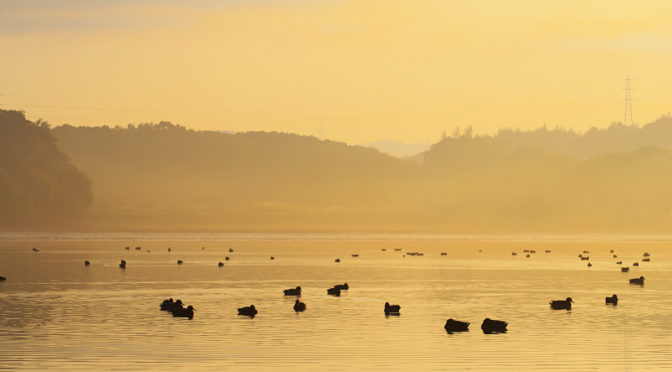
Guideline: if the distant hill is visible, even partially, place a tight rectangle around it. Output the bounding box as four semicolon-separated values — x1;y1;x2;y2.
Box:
0;110;92;229
363;140;432;158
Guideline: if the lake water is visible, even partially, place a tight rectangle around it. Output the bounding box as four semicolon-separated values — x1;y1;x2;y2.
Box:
0;233;671;371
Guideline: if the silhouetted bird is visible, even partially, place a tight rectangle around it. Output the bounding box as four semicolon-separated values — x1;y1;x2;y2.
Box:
526;254;530;258
284;286;302;296
229;248;234;253
587;262;592;267
84;260;90;266
643;252;650;257
511;252;517;256
293;300;306;312
0;276;6;281
172;305;195;319
530;250;536;254
177;259;183;265
441;252;447;256
633;262;639;266
384;302;401;315
381;248;387;252
523;250;530;253
160;298;175;311
580;256;590;261
583;250;589;254
202;247;205;251
550;297;573;310
119;259;126;269
32;247;39;252
642;258;650;262
609;249;614;253
352;254;359;257
238;305;257;317
444;318;469;333
334;283;349;290
394;248;402;251
168;247;171;252
125;246;130;250
605;294;618;305
327;287;341;296
629;276;645;285
621;267;629;272
218;262;224;267
613;254;618;258
135;246;141;251
334;258;340;263
616;261;622;265
545;250;551;253
270;256;275;260
225;256;230;261
481;318;507;334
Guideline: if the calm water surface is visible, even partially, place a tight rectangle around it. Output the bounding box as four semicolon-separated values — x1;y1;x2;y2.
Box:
0;234;671;371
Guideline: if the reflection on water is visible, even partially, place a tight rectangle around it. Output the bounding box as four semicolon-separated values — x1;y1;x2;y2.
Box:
0;235;671;371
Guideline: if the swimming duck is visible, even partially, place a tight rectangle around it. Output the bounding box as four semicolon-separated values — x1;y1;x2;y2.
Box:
481;318;507;334
125;246;130;250
444;318;469;333
643;252;650;257
511;252;517;256
177;259;183;265
587;262;592;267
545;250;551;253
613;254;618;258
441;252;447;256
225;256;230;261
218;261;224;267
293;300;306;312
135;246;141;251
334;283;349;290
229;248;234;253
642;258;650;262
172;305;195;319
384;302;401;315
168;247;171;252
334;258;340;263
550;297;573;310
327;287;341;296
605;294;618;305
621;267;629;272
629;276;645;285
284;286;302;296
270;256;275;260
609;249;614;253
0;276;6;281
119;259;126;269
633;262;639;266
352;254;359;257
84;260;90;266
32;247;39;252
160;298;175;311
381;248;387;252
238;305;257;317
580;256;590;261
616;261;622;265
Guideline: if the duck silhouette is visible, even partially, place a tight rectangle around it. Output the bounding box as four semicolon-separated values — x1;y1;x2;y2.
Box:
0;276;6;281
642;258;650;262
621;267;629;272
32;247;39;252
444;318;470;333
229;248;234;253
284;286;302;296
327;287;341;296
384;302;401;315
550;297;573;310
481;318;507;334
238;305;257;317
84;260;90;266
218;262;224;267
172;305;195;319
616;261;623;265
119;259;126;269
334;283;349;290
125;246;130;250
177;259;183;265
633;262;639;266
605;294;618;305
334;258;340;263
293;300;306;312
225;256;230;261
160;298;175;311
629;276;645;285
270;256;275;260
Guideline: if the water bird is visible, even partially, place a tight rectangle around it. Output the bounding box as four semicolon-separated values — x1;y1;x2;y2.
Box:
621;267;629;272
478;249;483;253
417;252;424;256
229;248;234;253
218;261;224;267
334;258;340;263
334;283;349;290
384;302;401;315
381;248;387;252
578;254;582;258
530;250;536;254
352;254;359;257
327;287;341;296
284;286;302;296
613;254;618;258
135;246;141;251
550;297;573;310
270;256;275;260
119;259;126;269
583;250;590;254
202;247;205;251
168;247;171;252
629;276;645;285
238;305;257;317
511;252;517;256
545;250;551;253
616;261;622;265
605;294;618;305
481;318;507;334
580;256;590;261
643;252;650;257
587;262;592;267
633;262;639;266
441;252;447;256
394;248;402;251
609;249;614;253
642;258;650;262
161;298;182;311
172;305;195;319
32;247;39;252
526;254;530;258
0;276;6;281
84;260;90;266
225;256;230;261
523;249;530;253
177;259;183;265
293;300;306;312
444;318;469;333
125;246;130;250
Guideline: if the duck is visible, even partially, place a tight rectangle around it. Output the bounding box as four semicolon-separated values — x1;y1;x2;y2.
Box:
580;256;590;261
84;260;90;266
160;298;175;311
334;283;349;290
32;247;39;252
394;248;402;251
238;305;257;317
177;259;183;265
334;258;340;263
481;318;507;334
550;297;573;310
270;256;275;260
613;254;618;258
229;248;234;253
172;305;195;319
119;259;126;269
441;252;448;256
381;248;387;252
444;318;469;333
167;247;171;252
293;300;306;312
545;250;551;253
225;256;230;261
0;276;6;281
642;258;651;262
284;286;302;296
621;267;630;272
629;276;645;285
643;252;650;257
135;246;141;251
125;246;130;250
384;302;401;315
609;249;614;253
327;287;341;296
605;294;618;305
616;261;623;265
583;250;590;254
633;262;639;266
218;261;224;267
511;252;517;256
352;254;359;257
587;262;592;267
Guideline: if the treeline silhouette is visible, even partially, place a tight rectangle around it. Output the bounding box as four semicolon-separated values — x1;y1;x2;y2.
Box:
0;110;92;229
7;107;672;232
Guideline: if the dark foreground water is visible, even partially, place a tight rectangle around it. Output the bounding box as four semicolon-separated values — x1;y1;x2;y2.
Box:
0;233;671;371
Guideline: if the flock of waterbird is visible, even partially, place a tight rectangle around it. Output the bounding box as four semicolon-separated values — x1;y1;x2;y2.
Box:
2;244;653;334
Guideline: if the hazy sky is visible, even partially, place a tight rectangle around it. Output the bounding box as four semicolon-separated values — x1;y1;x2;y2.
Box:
2;0;672;144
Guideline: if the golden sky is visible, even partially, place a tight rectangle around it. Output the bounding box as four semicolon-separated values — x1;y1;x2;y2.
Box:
1;0;672;144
